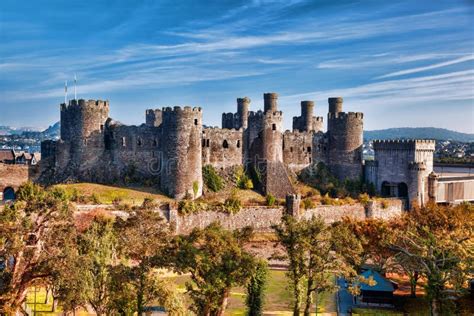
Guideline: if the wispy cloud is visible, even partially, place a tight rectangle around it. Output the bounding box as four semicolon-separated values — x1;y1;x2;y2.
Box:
376;55;474;79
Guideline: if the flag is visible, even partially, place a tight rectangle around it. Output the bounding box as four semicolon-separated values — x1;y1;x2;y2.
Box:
65;80;68;92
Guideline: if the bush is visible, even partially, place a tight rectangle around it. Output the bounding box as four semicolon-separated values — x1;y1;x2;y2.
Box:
223;197;242;214
91;193;101;204
203;165;224;192
358;193;371;206
266;194;276;206
235;167;254;190
193;181;199;198
320;193;335;206
112;196;123;206
178;200;208;215
141;197;156;210
302;198;315;209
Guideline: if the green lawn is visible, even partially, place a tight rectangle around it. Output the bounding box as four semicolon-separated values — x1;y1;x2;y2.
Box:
169;269;337;315
352;308;403;315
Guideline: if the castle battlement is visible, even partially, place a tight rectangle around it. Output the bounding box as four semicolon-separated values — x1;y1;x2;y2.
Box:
264;110;283;119
328;112;364;120
162;106;202;113
248;110;264;118
373;139;435;151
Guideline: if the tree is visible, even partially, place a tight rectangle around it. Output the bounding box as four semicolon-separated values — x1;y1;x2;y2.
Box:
0;183;75;314
273;215;362;316
169;222;256;316
77;213;117;315
390;203;474;316
113;210;185;315
246;259;268;316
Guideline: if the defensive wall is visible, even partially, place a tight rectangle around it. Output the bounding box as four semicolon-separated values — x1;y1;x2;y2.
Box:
0;163;40;200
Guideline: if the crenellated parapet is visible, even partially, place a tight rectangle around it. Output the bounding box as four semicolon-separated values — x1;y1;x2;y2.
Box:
373;139;435;151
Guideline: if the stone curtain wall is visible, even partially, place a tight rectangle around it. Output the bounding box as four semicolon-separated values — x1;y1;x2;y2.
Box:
170;199;405;234
0;164;39;198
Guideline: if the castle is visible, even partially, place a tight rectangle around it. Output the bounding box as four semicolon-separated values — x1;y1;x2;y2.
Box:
40;93;437;206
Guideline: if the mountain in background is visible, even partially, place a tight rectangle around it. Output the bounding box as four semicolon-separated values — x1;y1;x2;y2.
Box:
364;127;474;142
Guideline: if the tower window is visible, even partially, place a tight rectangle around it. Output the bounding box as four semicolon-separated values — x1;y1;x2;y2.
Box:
272;124;276;131
153;139;158;147
223;140;229;148
206;139;210;147
100;125;104;132
137;138;142;146
307;147;311;153
237;140;240;148
290;147;293;153
194;119;198;125
122;137;126;147
202;139;206;147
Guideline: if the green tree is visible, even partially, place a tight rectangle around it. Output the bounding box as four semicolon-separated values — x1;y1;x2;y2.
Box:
203;165;224;192
246;259;268;316
170;222;256;316
77;214;117;315
273;215;362;316
0;182;75;314
113;210;185;315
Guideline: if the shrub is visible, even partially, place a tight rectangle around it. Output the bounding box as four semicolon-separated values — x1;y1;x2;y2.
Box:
203;165;224;192
141;197;156;210
91;193;101;204
112;196;123;206
358;193;371;206
266;194;276;206
193;181;199;198
320;193;334;206
223;197;242;214
302;198;315;209
235;167;254;190
178;200;208;215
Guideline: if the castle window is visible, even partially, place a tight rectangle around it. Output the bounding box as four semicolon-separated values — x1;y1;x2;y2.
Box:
202;139;206;147
206;139;210;147
290;147;293;153
122;137;126;147
307;147;311;153
309;157;312;163
237;140;241;148
137;138;142;146
194;119;198;125
153;139;158;147
223;140;229;149
100;124;104;132
272;124;276;131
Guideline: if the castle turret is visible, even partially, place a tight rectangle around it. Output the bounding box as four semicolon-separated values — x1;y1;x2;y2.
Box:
326;97;363;180
145;109;163;127
263;110;283;162
263;93;278;114
301;100;314;132
328;97;343;114
237;97;250;129
160;106;203;199
60;99;109;150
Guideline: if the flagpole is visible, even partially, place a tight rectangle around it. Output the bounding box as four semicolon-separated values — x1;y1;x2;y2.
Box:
74;74;77;100
65;80;68;104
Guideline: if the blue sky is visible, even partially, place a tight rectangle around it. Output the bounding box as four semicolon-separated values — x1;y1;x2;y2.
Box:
0;0;473;132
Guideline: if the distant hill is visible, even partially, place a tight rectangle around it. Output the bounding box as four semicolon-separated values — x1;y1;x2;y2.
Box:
364;128;474;143
42;122;60;139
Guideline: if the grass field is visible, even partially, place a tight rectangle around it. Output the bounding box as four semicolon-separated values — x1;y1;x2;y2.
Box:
54;182;173;205
170;269;337;315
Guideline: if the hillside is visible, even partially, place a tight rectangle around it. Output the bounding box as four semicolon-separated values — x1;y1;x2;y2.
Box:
364;127;474;142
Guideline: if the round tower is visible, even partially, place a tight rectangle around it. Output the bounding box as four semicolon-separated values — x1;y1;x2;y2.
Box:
60;99;109;149
262;111;283;162
326;98;363;180
328;97;343;114
237;97;250;129
160;106;203;199
300;100;314;132
263;93;278;114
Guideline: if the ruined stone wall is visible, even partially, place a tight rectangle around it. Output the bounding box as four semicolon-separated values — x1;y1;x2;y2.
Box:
246;111;264;162
160;107;203;199
102;122;161;183
283;130;313;171
170;199;404;234
0;163;39;194
327;108;363;180
312;131;328;165
202;127;243;169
